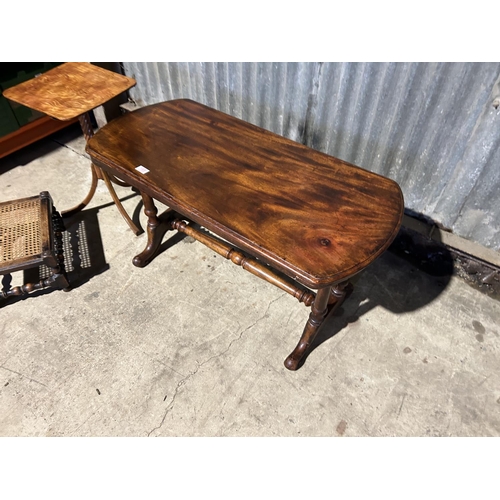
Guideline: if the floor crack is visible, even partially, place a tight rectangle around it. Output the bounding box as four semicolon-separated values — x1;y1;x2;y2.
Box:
202;293;286;364
146;293;286;436
52;140;89;159
147;373;192;437
0;365;47;387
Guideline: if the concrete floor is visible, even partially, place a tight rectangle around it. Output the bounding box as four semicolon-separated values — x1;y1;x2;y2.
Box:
1;124;500;437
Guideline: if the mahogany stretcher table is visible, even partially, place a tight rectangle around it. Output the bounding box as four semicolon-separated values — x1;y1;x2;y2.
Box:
86;99;404;370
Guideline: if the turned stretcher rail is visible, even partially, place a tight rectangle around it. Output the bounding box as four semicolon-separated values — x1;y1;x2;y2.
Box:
170;219;316;307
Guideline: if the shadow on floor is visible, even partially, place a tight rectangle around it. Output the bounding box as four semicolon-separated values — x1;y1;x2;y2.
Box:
305;222;455;366
57;207;109;290
118;206;455;370
0;123;84;174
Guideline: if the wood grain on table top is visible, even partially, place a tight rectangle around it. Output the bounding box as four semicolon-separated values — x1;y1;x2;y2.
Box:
2;62;136;121
86;99;404;288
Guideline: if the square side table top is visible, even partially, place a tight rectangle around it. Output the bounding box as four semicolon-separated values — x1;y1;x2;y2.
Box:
2;62;136;121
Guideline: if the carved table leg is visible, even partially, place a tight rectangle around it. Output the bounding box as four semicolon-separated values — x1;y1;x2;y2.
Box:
133;193;177;267
327;280;352;312
284;286;332;371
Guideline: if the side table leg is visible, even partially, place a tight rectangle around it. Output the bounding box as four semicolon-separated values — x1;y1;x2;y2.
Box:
133;193;176;267
100;169;142;235
62;112;141;235
61;162;99;217
284;286;332;371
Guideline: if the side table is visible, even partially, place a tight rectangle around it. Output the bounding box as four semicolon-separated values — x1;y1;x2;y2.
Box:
2;62;141;234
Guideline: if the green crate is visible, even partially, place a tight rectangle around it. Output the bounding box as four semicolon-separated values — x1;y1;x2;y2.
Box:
0;94;20;137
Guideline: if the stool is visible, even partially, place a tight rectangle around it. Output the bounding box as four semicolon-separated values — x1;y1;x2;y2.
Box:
0;191;69;300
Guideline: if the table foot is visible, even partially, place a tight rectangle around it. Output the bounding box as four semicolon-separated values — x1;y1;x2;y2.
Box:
133;193;177;267
284;281;351;370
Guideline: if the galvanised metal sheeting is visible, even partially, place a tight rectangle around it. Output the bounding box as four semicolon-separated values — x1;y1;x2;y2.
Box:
122;62;500;251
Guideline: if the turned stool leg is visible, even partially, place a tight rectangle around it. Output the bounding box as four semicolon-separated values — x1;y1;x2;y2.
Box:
52;208;70;291
132;193;176;267
284;286;332;370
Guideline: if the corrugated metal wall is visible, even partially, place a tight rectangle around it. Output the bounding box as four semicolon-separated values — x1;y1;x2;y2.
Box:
122;62;500;252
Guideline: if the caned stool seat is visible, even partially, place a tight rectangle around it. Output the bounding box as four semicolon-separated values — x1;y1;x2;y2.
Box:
0;191;69;299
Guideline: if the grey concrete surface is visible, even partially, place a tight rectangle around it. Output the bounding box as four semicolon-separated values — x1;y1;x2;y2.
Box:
1;125;499;437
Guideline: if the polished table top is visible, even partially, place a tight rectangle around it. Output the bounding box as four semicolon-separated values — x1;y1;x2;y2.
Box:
86;99;404;289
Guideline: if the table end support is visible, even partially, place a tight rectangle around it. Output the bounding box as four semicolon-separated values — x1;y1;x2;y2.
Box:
133;193;177;267
284;281;351;370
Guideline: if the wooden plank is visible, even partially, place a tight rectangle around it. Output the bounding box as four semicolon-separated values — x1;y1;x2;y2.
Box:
0;115;79;159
